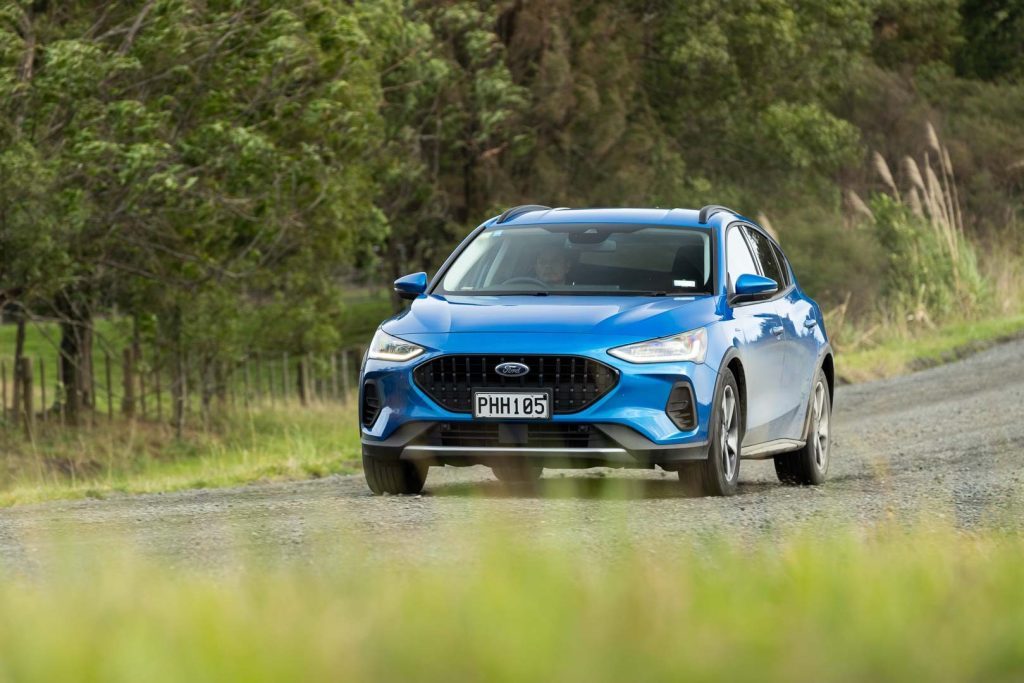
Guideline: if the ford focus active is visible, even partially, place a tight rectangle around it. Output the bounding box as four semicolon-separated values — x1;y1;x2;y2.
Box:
359;205;834;496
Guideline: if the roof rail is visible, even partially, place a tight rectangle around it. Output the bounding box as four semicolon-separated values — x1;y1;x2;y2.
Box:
698;204;739;224
496;204;552;224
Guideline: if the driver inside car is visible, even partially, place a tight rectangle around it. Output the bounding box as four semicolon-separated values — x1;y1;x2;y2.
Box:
534;251;571;285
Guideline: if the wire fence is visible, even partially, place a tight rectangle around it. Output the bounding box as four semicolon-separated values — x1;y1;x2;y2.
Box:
0;345;366;438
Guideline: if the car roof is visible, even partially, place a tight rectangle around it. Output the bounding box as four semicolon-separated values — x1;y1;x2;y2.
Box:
484;207;753;230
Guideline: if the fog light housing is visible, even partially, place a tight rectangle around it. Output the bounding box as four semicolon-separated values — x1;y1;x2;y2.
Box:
361;380;382;427
666;382;696;431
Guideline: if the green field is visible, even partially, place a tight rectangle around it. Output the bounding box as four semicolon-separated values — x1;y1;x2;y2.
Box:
0;524;1021;682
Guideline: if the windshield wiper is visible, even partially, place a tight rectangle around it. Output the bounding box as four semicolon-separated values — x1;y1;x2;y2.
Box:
465;290;551;296
615;290;671;296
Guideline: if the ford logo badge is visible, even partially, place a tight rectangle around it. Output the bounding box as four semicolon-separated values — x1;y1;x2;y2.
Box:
494;362;530;377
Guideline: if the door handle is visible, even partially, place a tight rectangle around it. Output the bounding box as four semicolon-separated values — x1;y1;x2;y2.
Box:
803;318;818;329
770;325;784;336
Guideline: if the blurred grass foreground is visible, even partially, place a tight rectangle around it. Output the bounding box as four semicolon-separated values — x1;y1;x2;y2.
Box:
0;524;1022;682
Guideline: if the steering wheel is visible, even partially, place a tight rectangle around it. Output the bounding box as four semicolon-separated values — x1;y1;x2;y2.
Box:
500;276;549;288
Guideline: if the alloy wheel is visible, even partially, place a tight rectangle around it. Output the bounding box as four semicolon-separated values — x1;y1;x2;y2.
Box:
720;384;739;481
811;381;830;471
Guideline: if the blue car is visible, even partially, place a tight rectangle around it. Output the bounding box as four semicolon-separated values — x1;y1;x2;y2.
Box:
360;205;834;496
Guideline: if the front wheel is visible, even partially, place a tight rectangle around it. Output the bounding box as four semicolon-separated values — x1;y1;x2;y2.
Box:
363;453;427;495
678;368;742;496
775;369;831;485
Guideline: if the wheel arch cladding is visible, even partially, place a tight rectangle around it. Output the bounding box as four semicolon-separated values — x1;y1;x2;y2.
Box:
726;356;746;426
821;353;835;402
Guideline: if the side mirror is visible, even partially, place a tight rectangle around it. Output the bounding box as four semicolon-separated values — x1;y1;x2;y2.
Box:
732;273;778;302
394;272;427;300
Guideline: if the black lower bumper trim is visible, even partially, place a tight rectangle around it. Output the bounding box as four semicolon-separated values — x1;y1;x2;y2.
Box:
361;421;707;469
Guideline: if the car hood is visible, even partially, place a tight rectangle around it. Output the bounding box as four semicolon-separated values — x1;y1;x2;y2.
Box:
383;294;720;342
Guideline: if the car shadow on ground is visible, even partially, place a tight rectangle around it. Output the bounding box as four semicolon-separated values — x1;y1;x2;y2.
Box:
427;473;776;500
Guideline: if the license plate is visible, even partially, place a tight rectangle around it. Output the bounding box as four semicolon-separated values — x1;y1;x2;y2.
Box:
473;391;550;419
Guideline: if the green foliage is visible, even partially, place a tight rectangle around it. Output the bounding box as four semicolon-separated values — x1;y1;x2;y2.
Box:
957;0;1024;82
871;195;986;318
871;0;963;68
1;0;1023;373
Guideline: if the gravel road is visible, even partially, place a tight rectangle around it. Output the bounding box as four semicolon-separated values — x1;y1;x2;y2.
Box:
2;338;1022;571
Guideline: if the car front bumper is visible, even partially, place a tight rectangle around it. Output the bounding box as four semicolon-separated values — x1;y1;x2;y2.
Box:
359;332;718;469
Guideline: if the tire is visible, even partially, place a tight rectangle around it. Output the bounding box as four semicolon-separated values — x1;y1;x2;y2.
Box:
362;453;427;495
491;462;543;485
678;368;742;496
774;368;831;485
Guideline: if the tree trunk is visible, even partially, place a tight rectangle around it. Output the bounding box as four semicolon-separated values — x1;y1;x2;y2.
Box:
386;239;408;314
11;309;26;422
81;323;94;409
56;291;92;426
168;306;186;438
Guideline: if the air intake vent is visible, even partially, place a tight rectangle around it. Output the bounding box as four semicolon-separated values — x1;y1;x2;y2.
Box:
412;355;618;414
361;380;381;427
416;422;612;449
666;383;696;431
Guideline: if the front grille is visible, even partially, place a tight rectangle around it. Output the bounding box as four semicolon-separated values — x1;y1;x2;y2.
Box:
361;380;381;427
413;355;618;414
415;422;611;449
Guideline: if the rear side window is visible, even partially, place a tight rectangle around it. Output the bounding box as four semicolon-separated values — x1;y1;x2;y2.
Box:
726;226;758;285
743;227;785;288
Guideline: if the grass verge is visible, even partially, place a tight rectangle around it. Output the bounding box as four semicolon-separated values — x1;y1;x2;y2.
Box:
837;313;1024;383
0;402;361;507
0;524;1022;681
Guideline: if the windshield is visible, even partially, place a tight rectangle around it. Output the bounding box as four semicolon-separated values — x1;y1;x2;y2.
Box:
436;224;713;296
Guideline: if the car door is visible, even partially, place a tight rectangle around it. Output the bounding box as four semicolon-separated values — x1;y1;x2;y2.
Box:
741;227;808;440
725;223;787;445
770;239;820;438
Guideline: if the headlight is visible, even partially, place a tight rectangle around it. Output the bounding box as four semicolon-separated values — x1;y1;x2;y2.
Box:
608;328;708;364
368;329;424;362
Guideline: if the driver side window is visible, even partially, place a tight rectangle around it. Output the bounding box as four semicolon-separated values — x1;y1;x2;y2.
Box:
726;226;759;288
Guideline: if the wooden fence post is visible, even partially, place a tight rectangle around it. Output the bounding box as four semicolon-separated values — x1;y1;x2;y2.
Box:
38;357;46;423
172;348;186;438
253;354;262;403
139;361;148;419
330;353;339;401
226;360;235;408
267;358;275;403
105;351;113;421
307;353;315;404
11;355;20;424
58;368;65;426
19;357;33;439
298;355;309;406
243;359;251;408
282;353;289;403
89;349;97;426
121;348;135;417
341;350;351;403
1;360;7;422
155;361;163;423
